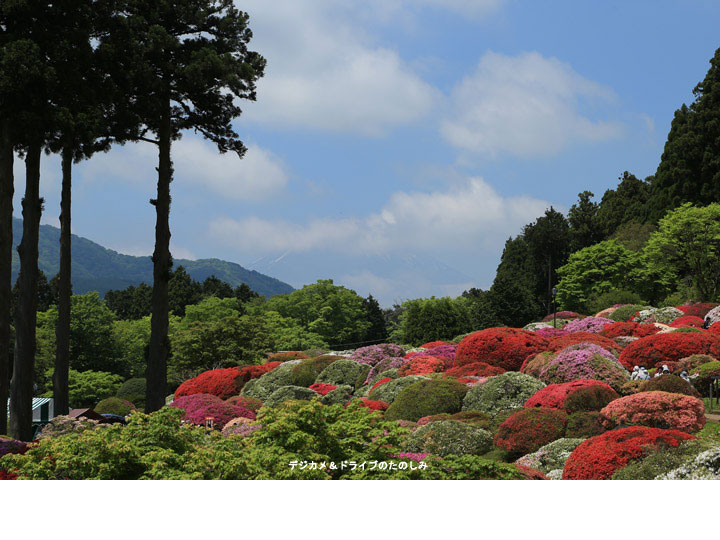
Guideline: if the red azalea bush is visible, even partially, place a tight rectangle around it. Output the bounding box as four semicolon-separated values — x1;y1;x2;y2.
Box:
676;303;718;318
542;311;582;322
175;362;282;399
357;399;389;411
444;361;506;379
0;470;18;480
562;426;695;480
617;332;720;370
398;355;445;376
547;332;621;354
170;393;256;428
370;377;393;393
600;322;660;339
514;464;549;480
308;383;337;396
670;315;705;329
420;341;450;349
599;391;706;433
494;408;568;455
225;395;263;412
524;380;619;413
708;322;720;335
455;328;549;371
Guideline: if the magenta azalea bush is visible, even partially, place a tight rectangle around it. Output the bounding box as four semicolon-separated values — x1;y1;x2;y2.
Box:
349;344;406;366
539;343;629;391
170;393;256;429
534;327;570;339
421;344;457;362
563;317;615;334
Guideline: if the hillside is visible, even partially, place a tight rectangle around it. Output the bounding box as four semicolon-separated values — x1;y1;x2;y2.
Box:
10;217;294;298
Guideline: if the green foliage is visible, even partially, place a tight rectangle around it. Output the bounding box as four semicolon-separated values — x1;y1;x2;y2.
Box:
565;411;605;438
555;240;642;313
392;297;473;346
94;397;137;416
116;378;146;410
587;290;644;314
291;356;340;387
368;375;428;403
240;362;299;401
611;439;716;480
462;372;545;417
346;454;527;480
51;369;125;409
262;280;371;348
384;379;468;422
596;171;652;237
263;386;318;408
611;220;656;252
404;420;493;456
319;385;354;406
568;191;604;252
608;304;651;322
643;203;720;301
315;359;371;391
112;316;151;378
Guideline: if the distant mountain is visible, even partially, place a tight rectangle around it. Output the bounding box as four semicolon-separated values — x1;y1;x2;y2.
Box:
10;217;294;298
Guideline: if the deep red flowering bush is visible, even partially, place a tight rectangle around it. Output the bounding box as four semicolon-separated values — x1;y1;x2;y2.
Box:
444;361;505;379
600;322;660;339
226;395;263;412
420;341;450;349
356;399;389;411
709;322;720;335
170;393;256;429
547;332;620;354
524;380;619;413
0;470;18;480
398;355;445;376
676;303;718;318
455;328;549;371
542;311;582;322
617;332;720;370
370;377;393;393
514;464;549;480
494;408;568;455
175;362;282;399
600;391;706;433
308;383;337;396
670;315;705;329
267;351;309;362
562;426;695;480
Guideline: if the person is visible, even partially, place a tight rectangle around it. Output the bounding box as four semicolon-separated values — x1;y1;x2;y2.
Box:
703;317;711;329
662;364;670;375
631;366;640;380
679;370;691;383
638;367;650;380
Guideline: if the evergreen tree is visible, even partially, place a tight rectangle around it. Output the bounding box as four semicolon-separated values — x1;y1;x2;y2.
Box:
596;172;651;237
362;294;388;343
647;47;720;221
568;191;603;252
101;0;265;411
168;266;202;317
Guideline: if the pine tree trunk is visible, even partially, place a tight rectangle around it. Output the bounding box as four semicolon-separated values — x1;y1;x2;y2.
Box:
10;144;42;441
547;255;553;316
53;147;72;416
0;121;14;435
146;98;172;412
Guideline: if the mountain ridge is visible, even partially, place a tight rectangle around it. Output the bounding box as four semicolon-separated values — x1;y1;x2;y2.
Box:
10;217;294;298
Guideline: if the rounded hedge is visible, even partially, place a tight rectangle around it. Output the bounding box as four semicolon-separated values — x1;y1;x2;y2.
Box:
240;361;302;401
565;411;606;438
462;372;545;417
562;426;695;480
384;378;469;422
368;375;428;403
455;328;548;371
225;395;263;412
315;359;371;390
539;343;630;391
618;332;720;370
116;378;146;409
600;391;706;433
515;438;585;476
263;386;319;408
494;407;568;455
640;374;701;398
600;321;660;339
547;332;621;354
94;397;137;416
291;355;341;387
404;420;493;456
524;380;619;413
445;362;506;379
608;304;650;322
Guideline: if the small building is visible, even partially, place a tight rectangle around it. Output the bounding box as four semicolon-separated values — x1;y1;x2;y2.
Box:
68;408;107;422
6;397;55;423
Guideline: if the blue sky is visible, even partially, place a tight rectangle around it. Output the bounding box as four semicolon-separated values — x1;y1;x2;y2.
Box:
14;0;720;305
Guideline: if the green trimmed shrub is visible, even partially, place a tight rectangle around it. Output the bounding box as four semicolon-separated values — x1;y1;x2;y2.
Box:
609;305;651;322
291;355;341;387
384;379;468;422
315;359;371;390
641;374;701;398
368;375;428;403
263;386;318;408
94;397;137;416
462;372;545;416
494;408;568;455
515;438;585;475
404;420;493;456
565;411;606;438
240;362;300;401
320;385;354;405
116;378;146;409
611;439;716;480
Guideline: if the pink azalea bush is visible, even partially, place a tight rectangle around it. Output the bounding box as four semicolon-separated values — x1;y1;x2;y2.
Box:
364;357;409;385
600;391;706;433
170;393;256;429
349;344;406;366
539;343;629;391
563;317;615;334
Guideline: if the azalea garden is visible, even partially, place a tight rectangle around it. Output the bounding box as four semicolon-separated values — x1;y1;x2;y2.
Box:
2;303;720;480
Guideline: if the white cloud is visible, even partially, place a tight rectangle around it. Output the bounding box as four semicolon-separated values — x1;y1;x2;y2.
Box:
238;0;439;135
441;51;623;157
79;136;287;201
209;177;550;254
